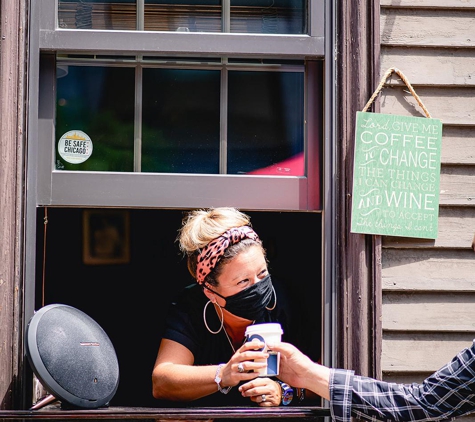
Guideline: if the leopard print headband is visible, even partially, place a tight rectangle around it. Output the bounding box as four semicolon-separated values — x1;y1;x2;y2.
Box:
196;226;259;284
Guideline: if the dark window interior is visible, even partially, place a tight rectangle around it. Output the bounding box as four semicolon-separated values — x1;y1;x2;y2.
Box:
34;207;322;407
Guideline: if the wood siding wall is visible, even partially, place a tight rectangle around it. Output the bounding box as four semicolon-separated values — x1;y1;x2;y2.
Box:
379;0;475;415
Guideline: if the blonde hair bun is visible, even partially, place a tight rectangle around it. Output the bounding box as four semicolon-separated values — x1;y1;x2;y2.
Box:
178;207;251;255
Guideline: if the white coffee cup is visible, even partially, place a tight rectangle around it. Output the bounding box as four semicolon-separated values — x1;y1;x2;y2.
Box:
245;323;283;377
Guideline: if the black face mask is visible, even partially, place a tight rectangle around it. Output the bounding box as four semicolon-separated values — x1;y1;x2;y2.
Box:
205;275;275;321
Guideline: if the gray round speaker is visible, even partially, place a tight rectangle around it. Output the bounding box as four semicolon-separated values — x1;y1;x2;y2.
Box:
25;303;120;409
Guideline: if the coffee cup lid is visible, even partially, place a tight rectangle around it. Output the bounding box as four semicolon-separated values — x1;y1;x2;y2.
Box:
245;323;283;336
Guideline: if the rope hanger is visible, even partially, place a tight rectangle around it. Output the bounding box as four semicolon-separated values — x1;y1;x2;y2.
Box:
362;67;432;118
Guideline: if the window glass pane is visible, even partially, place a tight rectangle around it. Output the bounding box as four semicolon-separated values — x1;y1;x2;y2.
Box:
58;1;307;34
144;1;221;32
142;68;221;173
230;0;306;34
56;66;135;171
228;70;304;176
55;62;305;176
58;0;137;30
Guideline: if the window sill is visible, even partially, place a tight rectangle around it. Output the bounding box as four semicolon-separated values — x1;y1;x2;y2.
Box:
0;406;330;420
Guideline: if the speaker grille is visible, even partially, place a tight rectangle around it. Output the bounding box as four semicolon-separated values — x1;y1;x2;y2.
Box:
28;304;119;408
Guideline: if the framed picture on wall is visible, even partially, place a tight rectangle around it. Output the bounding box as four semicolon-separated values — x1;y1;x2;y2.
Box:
83;209;130;265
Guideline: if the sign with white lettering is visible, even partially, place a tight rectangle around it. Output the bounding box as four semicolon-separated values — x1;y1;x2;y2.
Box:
351;112;442;239
58;130;93;164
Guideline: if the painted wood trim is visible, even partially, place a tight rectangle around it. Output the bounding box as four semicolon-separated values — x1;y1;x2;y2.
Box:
0;0;27;409
337;0;380;378
0;407;332;420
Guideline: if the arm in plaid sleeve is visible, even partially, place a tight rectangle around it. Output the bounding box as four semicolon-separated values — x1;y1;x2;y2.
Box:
330;369;355;422
330;340;475;422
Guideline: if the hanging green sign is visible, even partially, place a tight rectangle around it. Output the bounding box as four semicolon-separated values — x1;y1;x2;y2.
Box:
351;111;442;239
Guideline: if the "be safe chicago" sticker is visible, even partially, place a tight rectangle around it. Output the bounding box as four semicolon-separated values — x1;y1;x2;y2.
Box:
58;130;93;164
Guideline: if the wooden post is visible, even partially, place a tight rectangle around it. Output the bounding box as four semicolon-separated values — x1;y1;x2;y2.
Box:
336;0;382;379
0;0;27;409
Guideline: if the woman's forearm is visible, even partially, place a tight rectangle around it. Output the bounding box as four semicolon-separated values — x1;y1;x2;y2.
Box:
152;363;221;401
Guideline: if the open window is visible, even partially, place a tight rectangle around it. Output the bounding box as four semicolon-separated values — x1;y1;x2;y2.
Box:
34;207;323;406
25;0;331;409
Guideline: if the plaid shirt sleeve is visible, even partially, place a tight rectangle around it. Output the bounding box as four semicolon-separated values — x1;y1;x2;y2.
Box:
329;340;475;422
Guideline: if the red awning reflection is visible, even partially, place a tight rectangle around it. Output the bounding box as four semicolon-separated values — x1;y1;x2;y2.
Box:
247;152;304;176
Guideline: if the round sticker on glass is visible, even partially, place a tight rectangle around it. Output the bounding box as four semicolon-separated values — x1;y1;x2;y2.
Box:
58;130;93;164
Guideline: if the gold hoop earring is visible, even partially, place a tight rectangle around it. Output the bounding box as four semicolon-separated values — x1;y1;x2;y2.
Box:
265;285;277;311
203;300;224;334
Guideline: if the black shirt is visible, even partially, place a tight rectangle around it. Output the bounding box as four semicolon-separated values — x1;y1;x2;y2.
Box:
158;281;293;407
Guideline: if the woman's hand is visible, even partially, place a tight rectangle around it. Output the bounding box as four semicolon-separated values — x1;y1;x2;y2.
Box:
238;378;282;407
218;339;269;388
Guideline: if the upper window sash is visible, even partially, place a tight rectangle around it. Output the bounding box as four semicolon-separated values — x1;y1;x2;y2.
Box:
37;0;324;58
31;1;324;211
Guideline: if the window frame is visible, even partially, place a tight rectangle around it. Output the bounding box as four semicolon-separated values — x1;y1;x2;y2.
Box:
22;0;338;407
